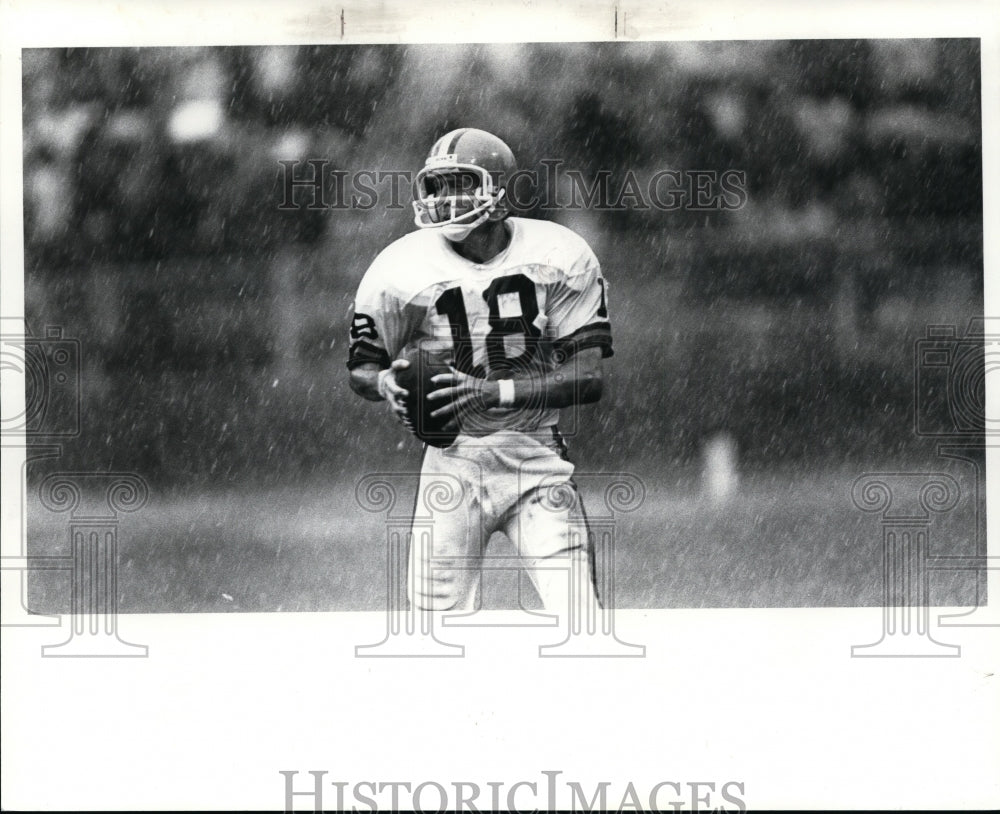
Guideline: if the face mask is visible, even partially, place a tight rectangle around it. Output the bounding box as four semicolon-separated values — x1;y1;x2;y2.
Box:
440;208;491;242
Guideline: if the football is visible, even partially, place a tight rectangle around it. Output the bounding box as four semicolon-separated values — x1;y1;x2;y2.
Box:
395;346;460;448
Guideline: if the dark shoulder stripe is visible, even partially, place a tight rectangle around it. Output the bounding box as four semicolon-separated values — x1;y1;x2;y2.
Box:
553;323;614;362
558;321;612;343
347;340;390;370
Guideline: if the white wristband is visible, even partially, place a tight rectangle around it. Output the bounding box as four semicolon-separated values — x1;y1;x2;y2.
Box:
498;379;515;408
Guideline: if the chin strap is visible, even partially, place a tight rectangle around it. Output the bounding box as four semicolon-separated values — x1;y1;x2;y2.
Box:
440;208;492;241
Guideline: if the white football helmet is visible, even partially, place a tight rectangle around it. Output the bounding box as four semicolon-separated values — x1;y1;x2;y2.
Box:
412;128;517;240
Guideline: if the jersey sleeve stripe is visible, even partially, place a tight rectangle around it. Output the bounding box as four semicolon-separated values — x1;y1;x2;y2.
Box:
347;340;391;370
552;321;614;361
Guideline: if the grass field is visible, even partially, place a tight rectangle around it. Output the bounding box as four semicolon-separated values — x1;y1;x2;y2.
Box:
24;461;983;614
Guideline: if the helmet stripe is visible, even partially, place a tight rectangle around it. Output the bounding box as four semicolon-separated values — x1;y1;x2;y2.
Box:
444;128;469;156
430;135;447;157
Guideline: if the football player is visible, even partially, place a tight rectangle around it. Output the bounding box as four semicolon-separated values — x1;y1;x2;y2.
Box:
348;128;613;616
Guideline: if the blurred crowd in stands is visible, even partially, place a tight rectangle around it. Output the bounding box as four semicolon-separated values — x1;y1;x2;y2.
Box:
20;41;983;477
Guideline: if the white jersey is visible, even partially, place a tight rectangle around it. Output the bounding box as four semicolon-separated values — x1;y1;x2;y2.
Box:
348;217;612;434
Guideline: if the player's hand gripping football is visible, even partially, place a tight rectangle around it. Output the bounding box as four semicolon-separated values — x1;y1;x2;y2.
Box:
426;367;498;432
377;359;413;429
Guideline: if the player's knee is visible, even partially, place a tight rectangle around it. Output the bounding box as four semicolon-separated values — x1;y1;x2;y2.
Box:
512;509;579;560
